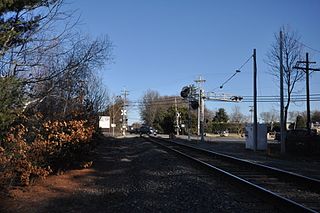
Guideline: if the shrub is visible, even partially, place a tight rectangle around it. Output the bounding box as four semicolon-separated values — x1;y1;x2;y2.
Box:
0;119;94;188
286;130;320;155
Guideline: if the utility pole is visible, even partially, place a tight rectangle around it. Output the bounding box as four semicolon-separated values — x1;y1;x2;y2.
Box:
253;49;258;151
188;100;191;141
279;31;286;153
200;88;205;142
121;89;129;136
195;76;206;142
293;52;320;135
175;97;180;136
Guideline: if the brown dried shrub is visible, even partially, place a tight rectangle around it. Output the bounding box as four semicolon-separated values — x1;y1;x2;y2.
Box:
0;119;94;189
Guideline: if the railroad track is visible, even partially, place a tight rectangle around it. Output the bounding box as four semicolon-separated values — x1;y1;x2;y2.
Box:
146;136;320;213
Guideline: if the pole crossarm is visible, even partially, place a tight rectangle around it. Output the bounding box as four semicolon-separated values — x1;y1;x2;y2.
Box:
293;66;320;71
294;59;320;72
293;53;320;135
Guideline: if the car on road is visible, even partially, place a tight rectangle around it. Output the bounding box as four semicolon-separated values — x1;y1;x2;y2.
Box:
220;130;229;137
139;125;157;136
128;127;139;134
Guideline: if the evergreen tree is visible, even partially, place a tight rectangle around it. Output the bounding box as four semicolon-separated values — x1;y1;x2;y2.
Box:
0;77;24;132
0;0;56;58
213;108;229;122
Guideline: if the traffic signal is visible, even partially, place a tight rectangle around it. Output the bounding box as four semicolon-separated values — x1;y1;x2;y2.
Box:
230;96;243;102
190;100;199;109
180;86;190;98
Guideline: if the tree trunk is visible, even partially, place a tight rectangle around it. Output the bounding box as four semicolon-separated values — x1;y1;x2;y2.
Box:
284;106;289;131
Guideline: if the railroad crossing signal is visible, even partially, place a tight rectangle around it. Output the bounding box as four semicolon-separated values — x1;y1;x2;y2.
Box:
121;109;127;116
230;96;243;102
180;85;199;109
180;86;191;98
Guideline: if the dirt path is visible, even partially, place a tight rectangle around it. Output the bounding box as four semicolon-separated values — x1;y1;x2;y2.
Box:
1;137;277;212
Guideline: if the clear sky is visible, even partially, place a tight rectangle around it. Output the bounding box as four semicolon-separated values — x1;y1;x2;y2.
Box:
66;0;320;124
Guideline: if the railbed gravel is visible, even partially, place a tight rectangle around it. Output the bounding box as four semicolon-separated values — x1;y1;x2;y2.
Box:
40;137;280;212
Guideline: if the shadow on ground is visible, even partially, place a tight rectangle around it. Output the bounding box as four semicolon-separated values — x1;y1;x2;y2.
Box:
2;136;275;213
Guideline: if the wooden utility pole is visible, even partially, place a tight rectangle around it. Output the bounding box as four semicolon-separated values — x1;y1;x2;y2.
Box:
280;31;286;153
306;53;311;134
294;53;320;134
253;49;258;151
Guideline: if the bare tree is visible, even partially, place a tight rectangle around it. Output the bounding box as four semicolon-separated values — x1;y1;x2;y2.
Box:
260;109;279;131
31;36;112;120
139;90;160;126
260;109;279;124
0;0;113;117
229;106;249;135
229;106;248;123
266;26;304;129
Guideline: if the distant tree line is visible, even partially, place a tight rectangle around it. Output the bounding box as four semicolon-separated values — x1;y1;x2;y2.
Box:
139;90;251;135
139;90;320;135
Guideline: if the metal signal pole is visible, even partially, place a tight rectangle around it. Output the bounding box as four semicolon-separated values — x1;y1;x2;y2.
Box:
175;97;180;136
188;100;191;141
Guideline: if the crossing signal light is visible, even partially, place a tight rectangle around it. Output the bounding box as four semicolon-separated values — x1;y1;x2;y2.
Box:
180;86;191;98
190;100;199;109
230;96;243;102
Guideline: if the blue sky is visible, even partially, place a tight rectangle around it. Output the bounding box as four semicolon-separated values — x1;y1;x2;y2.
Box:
67;0;320;124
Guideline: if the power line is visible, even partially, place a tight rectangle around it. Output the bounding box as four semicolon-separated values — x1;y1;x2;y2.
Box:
130;93;320;103
242;93;320;98
116;91;320;107
298;40;320;54
238;54;254;71
218;54;253;89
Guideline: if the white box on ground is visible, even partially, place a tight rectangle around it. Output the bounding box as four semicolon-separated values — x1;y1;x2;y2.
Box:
99;116;110;128
245;124;267;150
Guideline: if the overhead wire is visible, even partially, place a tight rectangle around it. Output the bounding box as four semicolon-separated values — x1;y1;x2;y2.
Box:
218;54;253;89
126;94;320;106
297;40;320;54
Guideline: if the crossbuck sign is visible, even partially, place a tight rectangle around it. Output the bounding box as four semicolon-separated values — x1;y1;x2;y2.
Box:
121;109;127;116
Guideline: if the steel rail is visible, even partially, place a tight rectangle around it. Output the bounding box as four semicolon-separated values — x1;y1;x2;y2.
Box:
146;136;319;213
166;138;320;191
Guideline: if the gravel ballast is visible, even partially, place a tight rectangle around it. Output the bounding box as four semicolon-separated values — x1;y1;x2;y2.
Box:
1;136;280;212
